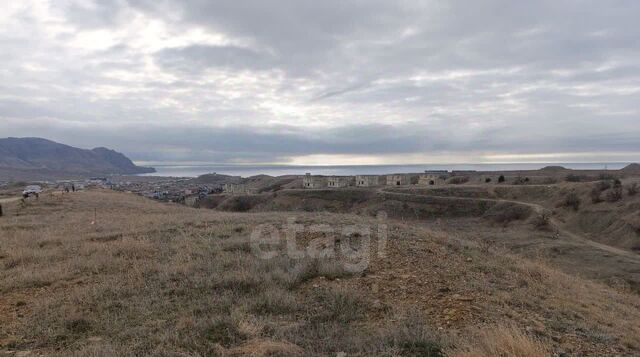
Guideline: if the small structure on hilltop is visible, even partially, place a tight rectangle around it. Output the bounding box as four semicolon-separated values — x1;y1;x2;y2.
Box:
386;174;408;186
327;176;355;188
355;175;380;187
303;173;327;189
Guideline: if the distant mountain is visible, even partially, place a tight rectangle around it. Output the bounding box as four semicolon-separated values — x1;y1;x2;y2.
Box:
0;137;155;178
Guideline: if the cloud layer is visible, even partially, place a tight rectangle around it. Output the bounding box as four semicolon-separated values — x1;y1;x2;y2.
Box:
1;0;639;164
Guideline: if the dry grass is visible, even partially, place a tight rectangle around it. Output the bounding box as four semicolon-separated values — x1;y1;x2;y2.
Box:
1;189;640;356
0;191;443;355
449;325;550;357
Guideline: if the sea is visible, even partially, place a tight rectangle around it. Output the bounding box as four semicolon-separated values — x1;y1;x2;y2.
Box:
138;163;630;178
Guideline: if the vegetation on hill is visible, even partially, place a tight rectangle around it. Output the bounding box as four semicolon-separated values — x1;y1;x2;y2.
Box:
1;190;639;355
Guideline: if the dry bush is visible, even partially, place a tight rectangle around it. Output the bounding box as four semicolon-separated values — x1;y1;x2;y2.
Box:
590;187;603;203
627;183;638;196
310;287;371;323
483;202;532;225
248;287;299;315
595;180;612;192
449;325;550;357
448;176;470;185
530;211;551;230
540;177;558;184
606;186;623;202
560;192;581;211
512;177;530;185
378;312;445;356
566;174;587;182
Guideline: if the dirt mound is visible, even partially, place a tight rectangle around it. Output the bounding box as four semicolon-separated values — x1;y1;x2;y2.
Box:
621;163;640;175
540;165;567;172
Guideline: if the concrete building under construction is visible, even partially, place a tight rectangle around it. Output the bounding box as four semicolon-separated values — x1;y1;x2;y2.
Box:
355;175;380;187
386;174;409;186
303;173;327;189
327;176;355;188
419;171;449;185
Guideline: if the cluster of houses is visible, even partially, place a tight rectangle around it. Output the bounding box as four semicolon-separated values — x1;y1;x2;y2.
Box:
216;170;504;196
304;170;456;189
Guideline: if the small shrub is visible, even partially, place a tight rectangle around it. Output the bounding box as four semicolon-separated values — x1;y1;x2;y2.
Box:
65;318;92;334
562;192;581;211
449;326;550;357
485;178;492;183
221;238;252;253
627;183;638;196
513;177;527;185
448;176;470;185
203;317;246;347
312;288;370;323
606;186;623;202
229;197;254;212
214;271;262;293
249;288;298;315
590;188;603;204
498;175;505;183
531;211;551;230
595;180;611;192
613;179;622;188
400;340;443;356
484;203;532;224
599;173;618;181
381;313;444;356
284;258;354;288
566;174;586;182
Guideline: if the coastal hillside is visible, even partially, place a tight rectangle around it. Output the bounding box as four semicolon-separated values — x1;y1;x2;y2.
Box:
0;137;154;179
1;190;639;355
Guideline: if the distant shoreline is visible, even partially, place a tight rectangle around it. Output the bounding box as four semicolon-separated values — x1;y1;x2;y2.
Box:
137;162;631;178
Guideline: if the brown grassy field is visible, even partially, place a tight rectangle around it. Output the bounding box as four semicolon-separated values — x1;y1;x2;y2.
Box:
1;190;640;356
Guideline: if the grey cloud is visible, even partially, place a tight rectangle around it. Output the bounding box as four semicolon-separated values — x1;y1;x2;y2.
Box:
2;116;639;164
156;45;276;73
0;0;639;164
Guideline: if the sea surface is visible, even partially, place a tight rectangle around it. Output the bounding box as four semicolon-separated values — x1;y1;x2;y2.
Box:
138;162;630;178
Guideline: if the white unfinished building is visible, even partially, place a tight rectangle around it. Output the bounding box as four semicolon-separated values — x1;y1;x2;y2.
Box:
303;173;327;189
386;174;409;186
355;175;380;187
327;176;355;188
419;171;449;185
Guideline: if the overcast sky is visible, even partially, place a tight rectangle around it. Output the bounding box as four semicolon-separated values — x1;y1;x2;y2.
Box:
1;1;639;165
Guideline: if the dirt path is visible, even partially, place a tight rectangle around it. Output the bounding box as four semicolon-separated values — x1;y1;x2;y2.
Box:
379;187;640;264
